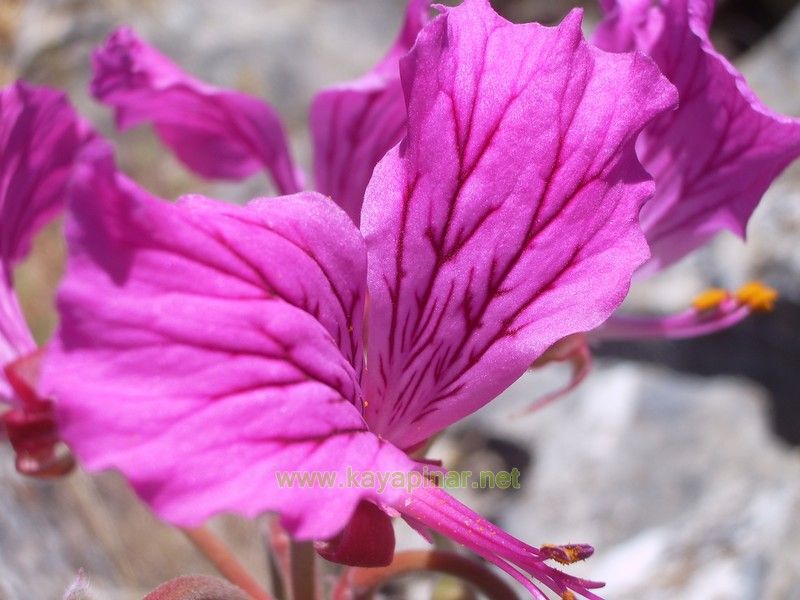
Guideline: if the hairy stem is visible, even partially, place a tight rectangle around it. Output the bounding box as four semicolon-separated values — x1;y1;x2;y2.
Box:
144;575;250;600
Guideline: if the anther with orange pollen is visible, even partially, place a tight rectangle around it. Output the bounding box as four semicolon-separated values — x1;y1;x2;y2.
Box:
691;281;778;314
528;282;780;411
691;288;730;312
596;281;779;341
735;281;778;312
541;543;594;565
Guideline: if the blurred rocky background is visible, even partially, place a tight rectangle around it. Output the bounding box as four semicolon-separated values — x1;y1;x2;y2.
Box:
0;1;798;599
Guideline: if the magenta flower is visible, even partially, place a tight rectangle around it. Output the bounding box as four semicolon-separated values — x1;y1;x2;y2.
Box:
0;82;94;475
593;0;800;339
42;1;677;596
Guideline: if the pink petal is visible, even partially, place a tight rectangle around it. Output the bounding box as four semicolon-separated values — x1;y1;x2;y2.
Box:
593;0;652;54
0;82;94;399
92;27;302;195
41;144;411;538
310;0;430;224
361;0;677;449
595;0;800;273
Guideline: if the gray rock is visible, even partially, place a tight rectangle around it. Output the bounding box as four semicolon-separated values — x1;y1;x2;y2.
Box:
0;443;272;599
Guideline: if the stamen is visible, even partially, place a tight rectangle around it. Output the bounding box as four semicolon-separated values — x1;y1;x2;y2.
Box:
692;288;729;312
596;281;779;341
541;544;594;565
736;281;778;312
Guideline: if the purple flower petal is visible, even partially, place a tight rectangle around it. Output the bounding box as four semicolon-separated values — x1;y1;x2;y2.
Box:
595;0;800;273
361;0;677;449
41;144;408;537
310;0;430;224
0;82;94;399
92;27;303;195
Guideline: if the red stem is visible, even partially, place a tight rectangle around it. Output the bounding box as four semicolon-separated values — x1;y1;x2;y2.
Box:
288;540;318;600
